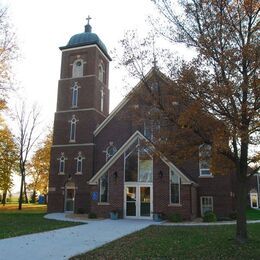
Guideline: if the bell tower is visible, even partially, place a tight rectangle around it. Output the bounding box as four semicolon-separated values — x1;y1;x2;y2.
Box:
48;18;112;213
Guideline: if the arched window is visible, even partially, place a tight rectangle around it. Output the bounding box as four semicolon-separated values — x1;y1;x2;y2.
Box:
144;107;161;141
58;152;67;174
105;141;117;161
199;144;212;176
71;82;80;108
98;61;105;83
69;115;78;142
75;152;85;174
72;59;84;78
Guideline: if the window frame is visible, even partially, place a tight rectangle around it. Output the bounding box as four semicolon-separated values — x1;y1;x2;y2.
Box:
69;115;78;142
199;144;212;177
169;169;181;205
72;59;84;78
58;153;66;175
99;172;109;203
124;140;153;183
75;152;85;175
200;196;214;216
71;82;80;108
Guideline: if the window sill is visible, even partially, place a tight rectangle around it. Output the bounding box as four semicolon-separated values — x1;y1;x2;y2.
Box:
71;106;78;109
168;203;182;207
199;175;214;178
75;172;82;175
58;172;65;175
69;140;76;143
98;202;110;206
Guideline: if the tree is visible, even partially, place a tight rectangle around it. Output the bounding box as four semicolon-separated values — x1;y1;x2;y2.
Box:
14;102;41;210
119;0;259;243
0;115;18;205
28;131;52;203
0;5;18;110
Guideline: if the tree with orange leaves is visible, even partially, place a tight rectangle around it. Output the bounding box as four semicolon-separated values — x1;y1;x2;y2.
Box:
119;0;259;243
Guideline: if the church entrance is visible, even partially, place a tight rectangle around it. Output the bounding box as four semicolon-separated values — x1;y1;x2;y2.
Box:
64;182;75;212
124;184;153;219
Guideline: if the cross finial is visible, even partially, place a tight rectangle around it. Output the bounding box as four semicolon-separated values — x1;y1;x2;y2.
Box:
86;15;92;25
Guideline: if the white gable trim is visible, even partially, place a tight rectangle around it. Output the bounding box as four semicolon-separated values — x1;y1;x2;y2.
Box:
88;131;195;185
94;68;156;136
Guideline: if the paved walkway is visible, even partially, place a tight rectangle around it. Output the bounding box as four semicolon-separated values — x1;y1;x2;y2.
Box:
0;214;153;260
1;213;259;260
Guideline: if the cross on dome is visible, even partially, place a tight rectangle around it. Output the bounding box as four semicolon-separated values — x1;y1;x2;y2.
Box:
86;15;92;25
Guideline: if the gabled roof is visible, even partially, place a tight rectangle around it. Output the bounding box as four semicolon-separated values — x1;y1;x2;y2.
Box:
94;68;170;136
88;130;196;185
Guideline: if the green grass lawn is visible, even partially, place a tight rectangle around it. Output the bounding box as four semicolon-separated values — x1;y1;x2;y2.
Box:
71;224;260;260
246;208;260;220
0;203;83;239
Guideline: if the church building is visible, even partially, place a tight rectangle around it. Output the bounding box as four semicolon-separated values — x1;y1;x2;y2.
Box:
47;19;260;220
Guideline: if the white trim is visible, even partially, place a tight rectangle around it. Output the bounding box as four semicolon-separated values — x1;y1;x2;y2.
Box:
52;143;95;148
99;172;109;203
61;44;111;63
59;74;96;81
56;108;106;117
200;196;214;216
250;192;259;208
88;131;195;185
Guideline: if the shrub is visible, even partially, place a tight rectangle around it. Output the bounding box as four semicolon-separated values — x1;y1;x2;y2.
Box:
88;212;97;219
229;211;237;220
77;208;85;214
169;213;182;223
203;211;217;222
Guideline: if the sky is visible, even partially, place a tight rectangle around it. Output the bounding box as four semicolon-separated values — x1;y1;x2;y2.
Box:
3;0;162;122
2;0;161;193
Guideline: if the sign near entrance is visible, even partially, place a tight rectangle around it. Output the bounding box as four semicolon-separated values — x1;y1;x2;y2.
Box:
91;192;98;201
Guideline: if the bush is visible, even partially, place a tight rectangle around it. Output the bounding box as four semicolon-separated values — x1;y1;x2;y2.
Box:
77;208;85;214
203;211;217;222
229;211;237;220
88;212;97;219
169;213;182;223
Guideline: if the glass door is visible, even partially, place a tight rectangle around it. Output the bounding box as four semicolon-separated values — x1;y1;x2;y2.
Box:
65;188;75;212
126;186;137;217
125;185;152;218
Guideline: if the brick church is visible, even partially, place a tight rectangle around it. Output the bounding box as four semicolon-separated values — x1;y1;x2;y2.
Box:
47;19;260;220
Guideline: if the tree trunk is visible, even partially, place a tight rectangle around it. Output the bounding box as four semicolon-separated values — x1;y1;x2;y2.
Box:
23;178;28;204
18;173;24;210
2;191;7;206
31;190;36;203
236;174;248;243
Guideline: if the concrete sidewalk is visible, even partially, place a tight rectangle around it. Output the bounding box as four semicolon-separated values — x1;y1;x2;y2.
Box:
0;217;153;260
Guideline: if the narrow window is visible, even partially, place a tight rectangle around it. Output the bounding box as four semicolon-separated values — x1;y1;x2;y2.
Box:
199;144;212;176
200;196;213;216
58;153;66;174
100;87;104;112
72;59;84;78
75;152;85;174
170;169;180;204
100;173;108;203
71;82;80;107
69;115;78;142
98;61;105;83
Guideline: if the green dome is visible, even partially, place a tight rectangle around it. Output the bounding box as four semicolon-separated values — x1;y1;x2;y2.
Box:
60;22;111;61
